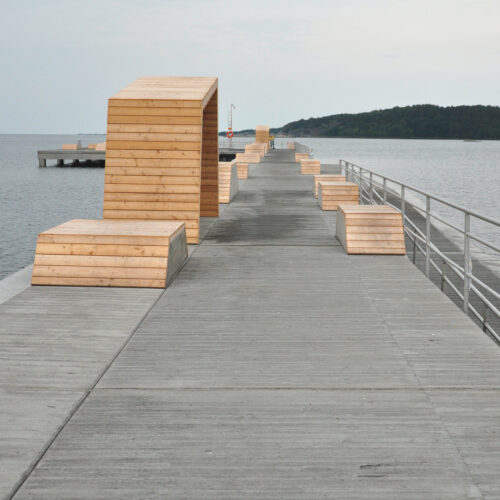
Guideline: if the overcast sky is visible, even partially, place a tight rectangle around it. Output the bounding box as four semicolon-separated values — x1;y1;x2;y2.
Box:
1;0;499;133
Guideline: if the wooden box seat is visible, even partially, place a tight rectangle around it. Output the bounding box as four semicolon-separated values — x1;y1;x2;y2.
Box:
313;174;346;198
318;181;359;210
287;142;295;150
336;205;406;255
218;162;239;203
104;76;219;244
295;153;309;162
32;219;188;288
245;143;266;158
234;153;260;180
300;159;320;175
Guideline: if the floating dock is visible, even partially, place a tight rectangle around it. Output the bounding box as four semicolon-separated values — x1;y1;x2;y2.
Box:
2;149;500;498
37;146;245;166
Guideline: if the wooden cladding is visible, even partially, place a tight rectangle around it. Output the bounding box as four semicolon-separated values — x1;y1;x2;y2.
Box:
313;175;346;198
295;153;309;162
32;219;188;288
336;205;406;255
318;181;359;211
255;125;270;144
300;159;321;175
218;162;239;203
103;76;218;244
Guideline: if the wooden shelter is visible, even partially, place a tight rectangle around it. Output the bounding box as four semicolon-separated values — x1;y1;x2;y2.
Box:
336;205;406;255
255;125;270;144
104;76;219;244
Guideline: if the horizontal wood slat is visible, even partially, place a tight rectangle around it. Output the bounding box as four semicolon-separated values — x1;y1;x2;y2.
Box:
336;205;406;255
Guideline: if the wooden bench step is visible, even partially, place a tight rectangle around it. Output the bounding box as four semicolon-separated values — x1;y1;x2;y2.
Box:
32;219;188;288
313;175;346;197
318;181;359;211
336;205;406;255
218;162;239;203
300;159;320;175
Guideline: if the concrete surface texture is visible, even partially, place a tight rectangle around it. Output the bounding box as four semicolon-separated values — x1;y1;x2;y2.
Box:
2;150;500;499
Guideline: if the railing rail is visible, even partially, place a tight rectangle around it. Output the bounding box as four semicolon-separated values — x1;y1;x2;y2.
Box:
339;159;500;343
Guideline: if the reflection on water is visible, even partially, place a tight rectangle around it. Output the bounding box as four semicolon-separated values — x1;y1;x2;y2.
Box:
1;135;499;279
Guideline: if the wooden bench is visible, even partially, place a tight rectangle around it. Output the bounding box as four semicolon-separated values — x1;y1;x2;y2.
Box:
313;174;346;198
245;143;266;158
336;205;406;255
87;143;97;150
95;142;106;151
300;159;320;175
287;142;295;150
295;153;309;162
32;219;188;288
218;162;239;203
234;153;260;179
62;144;80;150
318;181;359;210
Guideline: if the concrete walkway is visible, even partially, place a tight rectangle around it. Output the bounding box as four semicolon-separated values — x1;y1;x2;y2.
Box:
3;150;500;499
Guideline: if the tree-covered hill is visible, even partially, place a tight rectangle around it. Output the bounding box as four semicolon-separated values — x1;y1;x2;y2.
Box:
223;105;500;139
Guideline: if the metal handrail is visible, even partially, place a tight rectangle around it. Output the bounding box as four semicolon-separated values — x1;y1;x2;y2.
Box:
339;159;500;343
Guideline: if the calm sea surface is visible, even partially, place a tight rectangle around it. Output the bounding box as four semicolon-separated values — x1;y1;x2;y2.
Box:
0;134;499;280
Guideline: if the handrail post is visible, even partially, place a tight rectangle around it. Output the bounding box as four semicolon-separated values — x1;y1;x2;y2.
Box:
359;167;364;203
369;172;374;204
464;213;471;313
401;186;405;223
383;178;387;204
425;195;431;277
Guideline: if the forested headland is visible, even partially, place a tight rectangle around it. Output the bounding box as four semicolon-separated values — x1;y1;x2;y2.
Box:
223;105;500;139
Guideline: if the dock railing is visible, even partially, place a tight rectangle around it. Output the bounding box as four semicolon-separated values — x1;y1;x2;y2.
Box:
339;159;500;343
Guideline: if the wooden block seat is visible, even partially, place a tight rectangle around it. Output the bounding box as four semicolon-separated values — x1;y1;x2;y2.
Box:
313;174;346;198
218;162;239;203
295;153;309;162
300;159;320;175
32;219;188;288
318;181;359;210
245;143;266;158
336;205;406;255
234;153;260;180
287;142;295;150
62;144;80;150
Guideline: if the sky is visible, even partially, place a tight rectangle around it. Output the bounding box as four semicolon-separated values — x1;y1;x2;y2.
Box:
1;0;499;133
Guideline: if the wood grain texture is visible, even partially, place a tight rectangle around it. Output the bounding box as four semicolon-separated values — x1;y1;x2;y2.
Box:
295;153;309;162
313;175;346;198
300;159;321;175
318;181;359;211
336;204;406;254
255;124;270;144
103;77;219;243
31;219;187;288
218;162;239;204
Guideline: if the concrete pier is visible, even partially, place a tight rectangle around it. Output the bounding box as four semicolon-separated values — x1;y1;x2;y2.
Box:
3;149;500;499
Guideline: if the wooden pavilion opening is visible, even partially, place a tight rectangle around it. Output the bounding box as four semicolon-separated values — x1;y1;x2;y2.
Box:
104;76;219;244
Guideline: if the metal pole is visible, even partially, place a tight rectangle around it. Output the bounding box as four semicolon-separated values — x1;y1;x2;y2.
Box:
369;172;374;204
359;167;364;203
401;186;405;223
425;195;431;278
383;178;387;204
464;212;471;313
